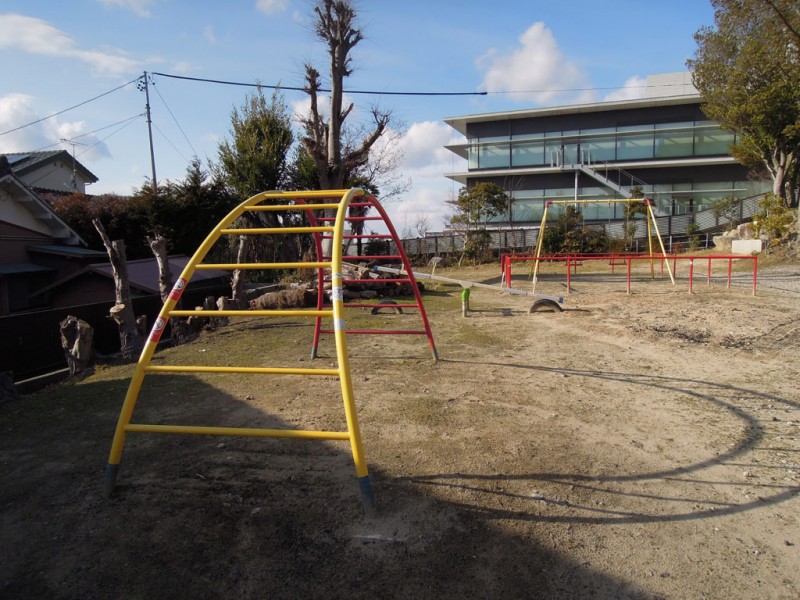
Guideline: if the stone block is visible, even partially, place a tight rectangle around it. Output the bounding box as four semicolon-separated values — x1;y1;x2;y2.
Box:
731;239;762;255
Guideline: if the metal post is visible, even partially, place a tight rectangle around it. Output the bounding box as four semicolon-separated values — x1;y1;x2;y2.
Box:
727;258;732;289
626;257;631;295
566;257;571;294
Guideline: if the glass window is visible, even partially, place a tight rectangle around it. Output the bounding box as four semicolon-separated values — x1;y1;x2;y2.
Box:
654;122;694;158
510;199;546;222
582;136;616;162
616;125;654;160
468;140;479;169
478;142;510;169
694;124;735;156
511;140;545;167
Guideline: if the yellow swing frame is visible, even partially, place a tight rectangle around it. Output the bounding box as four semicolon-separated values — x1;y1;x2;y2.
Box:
529;198;675;294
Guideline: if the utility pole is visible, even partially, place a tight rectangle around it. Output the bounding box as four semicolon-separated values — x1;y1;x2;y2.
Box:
138;71;158;194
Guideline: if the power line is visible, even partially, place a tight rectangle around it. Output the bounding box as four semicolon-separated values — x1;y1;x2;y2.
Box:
484;83;698;95
151;71;697;97
152;71;488;96
0;76;142;137
152;121;190;164
33;113;145;153
151;81;198;158
78;114;144;158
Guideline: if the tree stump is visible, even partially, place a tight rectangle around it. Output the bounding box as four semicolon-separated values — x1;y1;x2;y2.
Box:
59;315;94;376
0;371;19;405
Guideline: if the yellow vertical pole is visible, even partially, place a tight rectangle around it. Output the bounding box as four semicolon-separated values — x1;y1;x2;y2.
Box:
331;189;374;510
647;201;675;285
103;192;270;497
530;202;550;295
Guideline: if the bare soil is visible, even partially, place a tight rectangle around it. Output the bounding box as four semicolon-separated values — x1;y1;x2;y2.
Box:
2;260;799;599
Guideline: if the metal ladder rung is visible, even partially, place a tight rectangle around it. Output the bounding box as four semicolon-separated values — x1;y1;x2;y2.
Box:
343;278;410;284
318;329;428;335
321;234;392;240
341;303;418;309
124;423;350;440
168;309;334;318
144;365;340;376
221;226;334;235
317;216;381;222
195;262;331;270
342;255;401;260
246;203;343;211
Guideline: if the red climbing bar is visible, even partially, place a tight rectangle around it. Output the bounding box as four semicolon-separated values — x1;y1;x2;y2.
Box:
319;329;428;335
343;303;418;309
343;278;410;284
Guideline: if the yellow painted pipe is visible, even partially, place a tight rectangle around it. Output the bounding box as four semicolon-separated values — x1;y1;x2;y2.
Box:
144;365;340;376
220;226;334;235
124;423;351;440
168;309;334;318
247;202;347;211
331;188;370;479
195;262;331;270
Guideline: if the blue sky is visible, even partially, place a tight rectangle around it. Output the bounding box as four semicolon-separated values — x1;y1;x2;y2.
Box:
1;0;715;233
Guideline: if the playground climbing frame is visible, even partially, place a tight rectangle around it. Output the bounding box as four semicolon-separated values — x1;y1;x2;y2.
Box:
102;189;431;510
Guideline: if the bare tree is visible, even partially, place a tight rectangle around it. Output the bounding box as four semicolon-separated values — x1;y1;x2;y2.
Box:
414;213;431;238
92;219;143;360
231;235;251;308
300;1;393;191
147;234;172;303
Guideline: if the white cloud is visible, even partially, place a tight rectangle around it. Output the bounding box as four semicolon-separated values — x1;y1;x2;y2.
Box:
603;75;648;102
172;61;195;75
0;93;110;160
0;14;141;77
203;25;217;44
477;22;594;105
398;121;460;171
256;0;288;14
0;94;50;151
96;0;154;18
384;120;466;232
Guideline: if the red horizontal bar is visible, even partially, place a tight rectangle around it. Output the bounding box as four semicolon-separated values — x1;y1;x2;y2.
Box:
321;234;393;240
319;329;428;335
341;255;401;260
343;278;410;284
347;201;373;207
343;303;418;308
316;216;381;222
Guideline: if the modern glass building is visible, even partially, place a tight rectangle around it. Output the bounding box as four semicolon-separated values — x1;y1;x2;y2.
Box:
444;74;768;227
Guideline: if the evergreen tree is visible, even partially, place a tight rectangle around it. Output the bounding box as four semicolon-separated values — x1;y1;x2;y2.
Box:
689;0;800;207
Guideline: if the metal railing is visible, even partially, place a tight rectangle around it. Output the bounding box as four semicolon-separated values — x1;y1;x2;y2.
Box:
391;193;766;258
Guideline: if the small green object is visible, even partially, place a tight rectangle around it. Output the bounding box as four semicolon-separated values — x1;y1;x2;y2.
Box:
461;287;471;302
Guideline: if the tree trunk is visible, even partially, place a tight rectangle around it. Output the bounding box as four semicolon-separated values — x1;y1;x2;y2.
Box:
59;315;94;376
92;218;143;361
0;371;18;405
147;234;172;303
231;235;250;308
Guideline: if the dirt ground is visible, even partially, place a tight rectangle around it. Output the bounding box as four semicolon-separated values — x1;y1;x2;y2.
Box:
1;259;799;599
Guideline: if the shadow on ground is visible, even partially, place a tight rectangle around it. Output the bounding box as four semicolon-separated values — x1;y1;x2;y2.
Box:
1;374;653;599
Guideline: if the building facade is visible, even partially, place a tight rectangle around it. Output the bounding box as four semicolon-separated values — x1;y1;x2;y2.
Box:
444;74;768;227
3;150;98;196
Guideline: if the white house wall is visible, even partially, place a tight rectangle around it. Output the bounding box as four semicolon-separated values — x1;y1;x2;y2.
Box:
0;187;53;236
18;159;87;194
